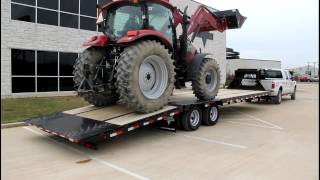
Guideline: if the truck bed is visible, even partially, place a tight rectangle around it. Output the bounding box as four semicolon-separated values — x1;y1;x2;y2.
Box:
26;88;269;146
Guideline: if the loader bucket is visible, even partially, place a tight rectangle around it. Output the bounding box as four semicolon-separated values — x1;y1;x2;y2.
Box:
214;9;246;29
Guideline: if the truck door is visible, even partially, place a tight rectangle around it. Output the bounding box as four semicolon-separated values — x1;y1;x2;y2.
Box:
284;71;294;94
283;71;291;94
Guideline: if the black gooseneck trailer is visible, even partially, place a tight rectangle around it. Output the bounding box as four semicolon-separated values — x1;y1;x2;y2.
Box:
26;86;270;149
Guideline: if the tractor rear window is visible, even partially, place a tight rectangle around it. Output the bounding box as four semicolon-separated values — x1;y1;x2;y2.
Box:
106;5;143;38
265;70;283;79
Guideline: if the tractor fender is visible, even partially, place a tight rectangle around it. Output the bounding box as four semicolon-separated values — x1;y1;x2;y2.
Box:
82;35;109;47
117;30;173;50
187;53;211;80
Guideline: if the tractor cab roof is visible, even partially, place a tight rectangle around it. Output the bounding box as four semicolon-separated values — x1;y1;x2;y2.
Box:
100;0;176;12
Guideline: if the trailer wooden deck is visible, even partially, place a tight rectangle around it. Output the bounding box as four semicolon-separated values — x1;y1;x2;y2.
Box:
62;88;269;124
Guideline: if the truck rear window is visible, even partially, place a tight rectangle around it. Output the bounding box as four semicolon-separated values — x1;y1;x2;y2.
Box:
265;70;283;78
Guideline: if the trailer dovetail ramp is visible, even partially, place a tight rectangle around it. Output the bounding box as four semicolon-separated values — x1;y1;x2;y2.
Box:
26;89;270;149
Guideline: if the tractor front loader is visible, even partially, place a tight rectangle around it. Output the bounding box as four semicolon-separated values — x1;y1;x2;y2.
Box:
73;0;246;113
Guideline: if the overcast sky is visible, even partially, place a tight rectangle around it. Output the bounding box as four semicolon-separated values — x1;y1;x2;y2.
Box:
197;0;319;68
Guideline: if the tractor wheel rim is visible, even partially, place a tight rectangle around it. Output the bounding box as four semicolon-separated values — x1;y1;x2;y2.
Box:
139;55;168;99
205;69;218;92
190;109;200;127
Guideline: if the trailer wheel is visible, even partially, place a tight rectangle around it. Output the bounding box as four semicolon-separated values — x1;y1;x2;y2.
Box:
291;87;296;100
274;89;282;104
181;107;202;131
202;106;219;126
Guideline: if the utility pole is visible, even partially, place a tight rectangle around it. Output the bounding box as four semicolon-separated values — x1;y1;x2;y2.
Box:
313;62;316;78
307;62;311;76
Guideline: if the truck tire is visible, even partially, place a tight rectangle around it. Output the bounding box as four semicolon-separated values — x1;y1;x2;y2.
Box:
181;107;202;131
73;47;118;106
274;89;282;104
191;58;221;100
116;40;175;113
291;86;296;100
202;105;219;126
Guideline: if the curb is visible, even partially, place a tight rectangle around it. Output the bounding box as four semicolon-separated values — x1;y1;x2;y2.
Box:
1;122;27;129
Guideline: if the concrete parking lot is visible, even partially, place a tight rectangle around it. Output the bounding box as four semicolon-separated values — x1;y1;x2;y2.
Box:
2;83;319;180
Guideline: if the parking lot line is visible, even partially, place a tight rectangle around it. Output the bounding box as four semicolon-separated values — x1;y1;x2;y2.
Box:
182;134;247;149
23;127;149;180
230;108;283;130
224;120;283;130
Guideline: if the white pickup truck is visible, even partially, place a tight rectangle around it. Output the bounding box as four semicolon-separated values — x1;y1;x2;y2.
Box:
228;68;297;104
259;69;296;104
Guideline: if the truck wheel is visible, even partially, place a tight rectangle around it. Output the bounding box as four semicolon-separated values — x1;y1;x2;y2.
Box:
274;89;282;104
191;58;221;100
291;87;296;100
73;47;118;106
202;106;219;126
181;107;202;131
116;40;175;113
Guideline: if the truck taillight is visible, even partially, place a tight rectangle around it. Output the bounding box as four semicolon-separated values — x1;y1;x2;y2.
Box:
271;82;275;89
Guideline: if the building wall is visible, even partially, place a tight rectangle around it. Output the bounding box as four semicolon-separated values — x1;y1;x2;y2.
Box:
1;0;226;97
226;58;282;76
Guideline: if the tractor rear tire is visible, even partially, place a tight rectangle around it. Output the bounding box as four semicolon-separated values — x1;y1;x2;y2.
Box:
115;40;175;113
191;58;221;100
73;47;118;106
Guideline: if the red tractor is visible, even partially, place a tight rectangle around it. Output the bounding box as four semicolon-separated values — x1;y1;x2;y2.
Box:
73;0;246;113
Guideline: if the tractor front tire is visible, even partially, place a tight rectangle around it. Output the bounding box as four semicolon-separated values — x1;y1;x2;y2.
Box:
73;47;118;106
191;58;221;100
116;40;175;113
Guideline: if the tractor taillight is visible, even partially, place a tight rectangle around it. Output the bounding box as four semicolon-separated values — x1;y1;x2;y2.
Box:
271;82;275;89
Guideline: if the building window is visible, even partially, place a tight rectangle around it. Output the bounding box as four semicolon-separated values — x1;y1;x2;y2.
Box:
11;4;35;22
11;49;78;93
37;9;58;26
60;0;79;14
11;0;99;31
37;0;58;10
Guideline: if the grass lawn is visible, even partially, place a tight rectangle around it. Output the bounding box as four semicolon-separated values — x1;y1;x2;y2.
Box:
1;96;89;124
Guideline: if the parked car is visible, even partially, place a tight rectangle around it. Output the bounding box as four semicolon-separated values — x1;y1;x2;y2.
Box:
298;74;311;82
310;77;319;82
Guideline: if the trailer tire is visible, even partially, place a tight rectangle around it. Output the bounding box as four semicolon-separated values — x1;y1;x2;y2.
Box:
202;106;219;126
274;89;282;104
181;107;202;131
73;47;119;106
191;58;221;100
116;40;175;113
291;87;296;100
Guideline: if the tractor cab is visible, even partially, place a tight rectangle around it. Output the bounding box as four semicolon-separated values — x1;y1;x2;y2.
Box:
97;0;176;44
